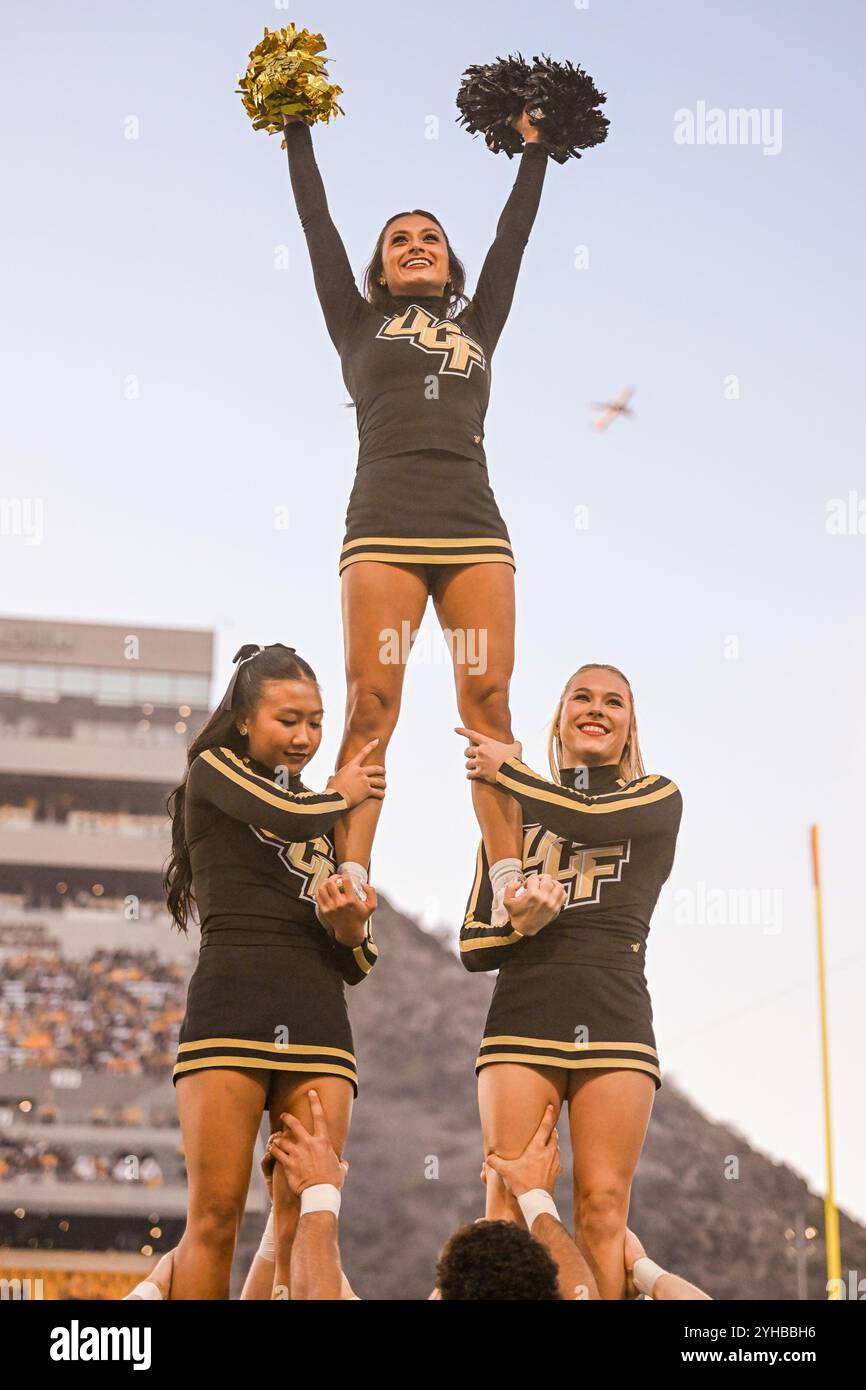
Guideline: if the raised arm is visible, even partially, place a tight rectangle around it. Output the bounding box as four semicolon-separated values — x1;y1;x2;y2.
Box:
531;1213;600;1301
625;1228;711;1301
283;120;367;352
187;746;347;840
495;758;683;844
268;1089;348;1301
468;141;548;354
289;1211;343;1300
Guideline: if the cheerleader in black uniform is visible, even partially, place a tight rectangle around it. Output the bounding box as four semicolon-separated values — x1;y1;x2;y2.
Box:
163;643;383;1299
282;106;550;926
457;663;683;1300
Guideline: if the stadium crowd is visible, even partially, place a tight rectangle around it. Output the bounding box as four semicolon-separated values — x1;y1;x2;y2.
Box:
0;1135;169;1185
0;948;187;1074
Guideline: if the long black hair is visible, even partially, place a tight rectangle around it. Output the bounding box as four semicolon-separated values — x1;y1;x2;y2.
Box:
163;645;319;934
362;208;469;317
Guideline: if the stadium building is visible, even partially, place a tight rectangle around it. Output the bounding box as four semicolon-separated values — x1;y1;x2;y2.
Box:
0;616;270;1297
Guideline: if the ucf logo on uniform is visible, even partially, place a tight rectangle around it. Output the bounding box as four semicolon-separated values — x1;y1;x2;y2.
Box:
377;304;486;377
249;826;336;904
522;825;631;909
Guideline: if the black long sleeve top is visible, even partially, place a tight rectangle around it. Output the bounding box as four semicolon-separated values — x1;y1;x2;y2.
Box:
284;122;548;468
460;760;683;972
184;746;377;984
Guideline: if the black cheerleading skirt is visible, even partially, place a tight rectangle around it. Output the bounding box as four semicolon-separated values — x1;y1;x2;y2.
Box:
173;940;358;1100
475;946;661;1090
339;449;515;577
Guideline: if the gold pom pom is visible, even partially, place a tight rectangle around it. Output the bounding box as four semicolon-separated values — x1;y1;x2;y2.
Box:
236;23;344;146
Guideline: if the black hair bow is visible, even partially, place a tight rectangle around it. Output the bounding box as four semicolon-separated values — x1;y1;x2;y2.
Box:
218;642;297;713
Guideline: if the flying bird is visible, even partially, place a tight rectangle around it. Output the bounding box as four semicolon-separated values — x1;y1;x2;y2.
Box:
591;386;635;432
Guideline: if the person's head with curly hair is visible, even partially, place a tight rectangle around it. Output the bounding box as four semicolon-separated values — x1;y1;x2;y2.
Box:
435;1220;562;1300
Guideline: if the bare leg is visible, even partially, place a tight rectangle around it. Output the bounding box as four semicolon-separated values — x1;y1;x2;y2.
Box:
172;1068;266;1299
333;562;430;871
477;1062;566;1222
267;1073;353;1299
431;562;523;866
567;1068;656;1300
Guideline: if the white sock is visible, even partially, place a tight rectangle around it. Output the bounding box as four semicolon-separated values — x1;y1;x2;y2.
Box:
338;860;368;903
489;857;523;901
123;1280;163;1301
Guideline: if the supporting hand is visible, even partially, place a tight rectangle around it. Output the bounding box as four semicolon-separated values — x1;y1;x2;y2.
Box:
505;873;565;937
623;1226;647;1300
456;726;522;783
267;1089;348;1197
484;1103;561;1197
327;739;386;808
314;874;377;947
509;102;543;144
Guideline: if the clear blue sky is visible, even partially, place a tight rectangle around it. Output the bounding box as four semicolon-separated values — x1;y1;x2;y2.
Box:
3;0;865;1228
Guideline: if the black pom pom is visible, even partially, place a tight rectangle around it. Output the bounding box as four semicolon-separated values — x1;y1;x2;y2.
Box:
456;52;608;164
456;54;532;158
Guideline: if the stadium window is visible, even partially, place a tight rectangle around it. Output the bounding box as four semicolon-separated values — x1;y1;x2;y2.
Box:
94;670;135;704
21;665;59;699
59;666;97;697
135;672;175;704
178;675;210;707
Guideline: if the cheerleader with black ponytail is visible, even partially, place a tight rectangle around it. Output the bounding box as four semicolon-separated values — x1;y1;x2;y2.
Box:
163;643;384;1299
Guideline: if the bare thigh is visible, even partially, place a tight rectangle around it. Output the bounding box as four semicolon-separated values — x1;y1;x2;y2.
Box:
334;561;434;866
339;560;431;737
175;1067;268;1223
266;1072;355;1292
430;562;515;713
478;1062;567;1224
266;1072;354;1155
431;561;521;862
567;1068;656;1205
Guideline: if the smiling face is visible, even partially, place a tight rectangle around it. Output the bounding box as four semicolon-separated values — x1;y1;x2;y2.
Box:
380;214;450;298
236;678;323;776
558;667;632;768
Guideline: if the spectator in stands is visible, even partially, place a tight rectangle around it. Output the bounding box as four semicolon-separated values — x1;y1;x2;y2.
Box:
0;949;187;1077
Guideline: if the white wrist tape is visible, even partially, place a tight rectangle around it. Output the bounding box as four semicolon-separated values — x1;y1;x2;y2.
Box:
633;1256;667;1297
299;1183;342;1218
338;861;368;903
516;1188;560;1230
257;1206;275;1262
123;1280;163;1301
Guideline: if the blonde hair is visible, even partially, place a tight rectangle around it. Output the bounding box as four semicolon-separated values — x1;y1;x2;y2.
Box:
546;663;645;785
